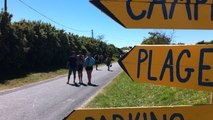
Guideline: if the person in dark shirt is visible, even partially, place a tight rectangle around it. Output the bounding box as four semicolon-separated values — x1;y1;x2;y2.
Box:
105;55;112;71
76;51;84;84
67;51;77;84
94;54;100;70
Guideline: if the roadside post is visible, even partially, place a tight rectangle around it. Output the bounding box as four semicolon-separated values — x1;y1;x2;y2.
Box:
64;0;213;119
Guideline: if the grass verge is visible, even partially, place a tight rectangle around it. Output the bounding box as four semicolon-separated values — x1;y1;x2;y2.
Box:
0;69;67;91
86;72;210;108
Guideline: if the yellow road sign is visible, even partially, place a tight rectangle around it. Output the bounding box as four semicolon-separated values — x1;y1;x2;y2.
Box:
65;105;213;120
90;0;213;29
118;45;213;92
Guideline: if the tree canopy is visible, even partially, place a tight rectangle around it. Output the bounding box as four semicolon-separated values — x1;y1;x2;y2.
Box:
0;11;123;75
196;40;213;44
141;32;171;45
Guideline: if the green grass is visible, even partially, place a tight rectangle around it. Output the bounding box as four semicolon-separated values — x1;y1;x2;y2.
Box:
86;72;210;108
0;69;67;91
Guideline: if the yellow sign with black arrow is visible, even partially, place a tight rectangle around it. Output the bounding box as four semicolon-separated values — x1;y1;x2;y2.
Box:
118;45;213;92
90;0;213;29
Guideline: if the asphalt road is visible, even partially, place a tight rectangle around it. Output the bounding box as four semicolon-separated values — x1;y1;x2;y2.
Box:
0;63;122;120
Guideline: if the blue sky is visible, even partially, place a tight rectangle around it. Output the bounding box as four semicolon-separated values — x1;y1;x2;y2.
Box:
1;0;213;48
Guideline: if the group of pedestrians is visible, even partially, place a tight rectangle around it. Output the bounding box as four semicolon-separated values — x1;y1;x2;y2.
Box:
67;51;94;85
94;54;112;71
67;51;112;86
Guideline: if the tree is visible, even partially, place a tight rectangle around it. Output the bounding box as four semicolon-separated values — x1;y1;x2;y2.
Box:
141;32;171;45
196;40;213;44
96;35;104;41
0;11;27;72
196;40;205;44
177;42;185;45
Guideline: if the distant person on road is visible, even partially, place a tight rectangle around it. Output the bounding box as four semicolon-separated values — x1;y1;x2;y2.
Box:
76;51;84;84
118;54;123;61
94;54;100;70
100;54;104;64
105;55;112;71
84;52;95;85
67;51;77;85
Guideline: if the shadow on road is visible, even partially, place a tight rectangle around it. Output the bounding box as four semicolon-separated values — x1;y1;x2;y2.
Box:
68;83;98;87
96;69;102;71
79;83;88;86
87;83;99;87
68;83;81;87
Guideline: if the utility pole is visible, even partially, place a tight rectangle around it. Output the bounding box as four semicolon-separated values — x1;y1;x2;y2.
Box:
4;0;7;12
91;29;94;39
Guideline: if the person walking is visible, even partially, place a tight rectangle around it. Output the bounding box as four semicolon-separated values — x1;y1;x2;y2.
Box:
100;54;104;64
105;55;112;71
76;51;84;84
94;54;100;70
67;51;77;85
84;52;95;85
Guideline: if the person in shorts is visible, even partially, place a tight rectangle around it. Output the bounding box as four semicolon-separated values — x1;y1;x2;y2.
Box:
94;54;100;70
84;52;95;85
67;51;77;84
105;55;112;71
77;51;84;84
